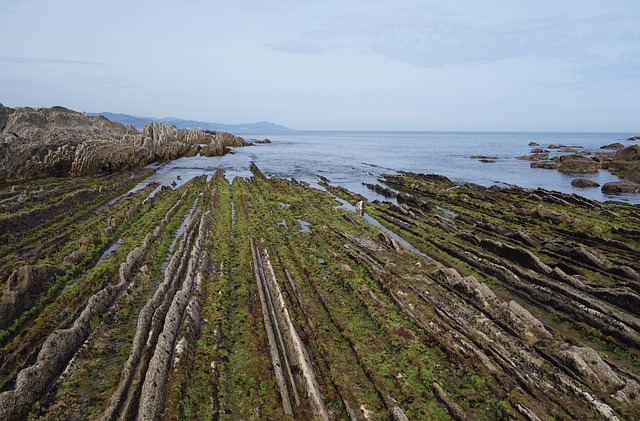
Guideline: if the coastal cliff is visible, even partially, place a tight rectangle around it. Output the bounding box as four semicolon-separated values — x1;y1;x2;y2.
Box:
0;104;247;180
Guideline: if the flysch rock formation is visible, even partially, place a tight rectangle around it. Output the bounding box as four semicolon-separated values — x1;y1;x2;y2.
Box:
0;104;248;180
1;106;639;420
1;165;640;420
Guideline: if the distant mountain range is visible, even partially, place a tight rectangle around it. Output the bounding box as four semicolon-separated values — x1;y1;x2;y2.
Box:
90;112;291;133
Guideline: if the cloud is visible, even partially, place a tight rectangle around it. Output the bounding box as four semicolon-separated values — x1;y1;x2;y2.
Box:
0;56;103;66
82;76;137;89
0;79;42;88
274;6;640;86
269;40;326;54
565;54;640;88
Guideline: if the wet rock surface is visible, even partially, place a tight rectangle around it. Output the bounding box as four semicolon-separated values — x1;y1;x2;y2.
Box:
602;181;640;194
525;138;640;190
572;178;600;188
0;149;639;419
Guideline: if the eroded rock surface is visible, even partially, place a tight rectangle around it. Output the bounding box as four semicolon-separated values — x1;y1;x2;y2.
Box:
0;104;248;180
0;264;66;330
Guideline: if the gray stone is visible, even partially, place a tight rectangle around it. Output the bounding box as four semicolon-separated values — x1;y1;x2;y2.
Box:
571;178;600;188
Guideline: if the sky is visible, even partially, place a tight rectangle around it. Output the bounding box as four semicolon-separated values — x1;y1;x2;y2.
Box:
1;0;639;131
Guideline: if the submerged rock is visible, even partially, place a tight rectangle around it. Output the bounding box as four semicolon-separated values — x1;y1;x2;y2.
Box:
517;153;549;161
601;181;640;194
571;178;600;188
530;161;560;169
601;142;625;150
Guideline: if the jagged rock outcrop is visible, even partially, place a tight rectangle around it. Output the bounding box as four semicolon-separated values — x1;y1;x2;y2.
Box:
0;104;248;179
0;264;66;329
0;105;137;178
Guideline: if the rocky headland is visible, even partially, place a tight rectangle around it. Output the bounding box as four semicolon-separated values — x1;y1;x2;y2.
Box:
0;104;248;180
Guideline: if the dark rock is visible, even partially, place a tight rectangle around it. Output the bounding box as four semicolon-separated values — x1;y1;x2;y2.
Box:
557;155;600;173
528;141;540;146
590;152;616;163
517;153;549;161
613;144;640;161
544;241;609;269
479;238;552;274
601;181;640;194
571;178;600;188
397;192;433;211
531;148;549;153
470;155;498;160
0;103;13;132
612;224;640;236
531;205;573;224
601;142;625;150
432;382;467;421
530;161;560;169
607;145;640;182
507;231;540;248
363;183;397;198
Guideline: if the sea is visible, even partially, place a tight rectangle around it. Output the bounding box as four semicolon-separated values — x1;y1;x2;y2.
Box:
142;131;640;205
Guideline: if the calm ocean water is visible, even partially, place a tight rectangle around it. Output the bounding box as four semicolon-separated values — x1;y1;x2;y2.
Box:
145;131;640;204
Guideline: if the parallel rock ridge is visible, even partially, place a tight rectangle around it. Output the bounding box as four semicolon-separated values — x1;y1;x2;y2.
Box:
0;104;248;180
1;165;639;420
1;106;639;420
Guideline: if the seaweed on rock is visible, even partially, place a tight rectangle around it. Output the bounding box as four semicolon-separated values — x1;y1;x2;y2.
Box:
0;165;638;420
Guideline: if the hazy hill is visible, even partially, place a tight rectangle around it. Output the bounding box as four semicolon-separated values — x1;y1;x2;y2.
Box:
91;112;290;133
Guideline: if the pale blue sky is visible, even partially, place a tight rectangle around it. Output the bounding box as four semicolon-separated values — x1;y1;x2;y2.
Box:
1;0;639;131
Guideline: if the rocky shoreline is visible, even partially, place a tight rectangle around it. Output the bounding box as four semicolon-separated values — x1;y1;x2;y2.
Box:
0;109;638;419
517;138;640;194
